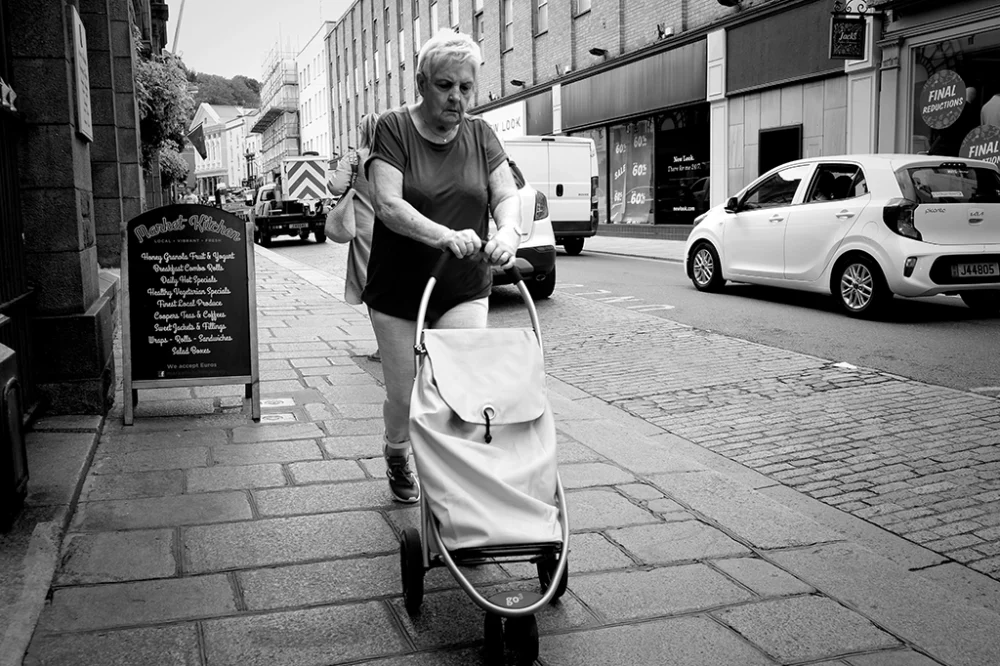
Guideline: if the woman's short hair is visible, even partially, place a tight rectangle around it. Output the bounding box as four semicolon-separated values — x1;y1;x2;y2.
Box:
358;113;380;151
417;29;481;82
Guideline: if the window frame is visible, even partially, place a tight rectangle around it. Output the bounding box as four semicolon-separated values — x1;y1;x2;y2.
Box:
740;165;813;211
535;0;548;35
501;0;513;52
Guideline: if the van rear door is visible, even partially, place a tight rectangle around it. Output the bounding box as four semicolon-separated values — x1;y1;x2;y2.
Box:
546;140;594;230
896;162;1000;245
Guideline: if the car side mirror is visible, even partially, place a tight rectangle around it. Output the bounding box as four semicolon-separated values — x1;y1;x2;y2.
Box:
724;196;739;213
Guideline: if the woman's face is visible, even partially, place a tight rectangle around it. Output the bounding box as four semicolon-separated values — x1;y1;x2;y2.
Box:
419;56;476;130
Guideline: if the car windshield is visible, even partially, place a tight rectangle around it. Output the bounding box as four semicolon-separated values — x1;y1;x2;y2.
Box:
897;164;1000;204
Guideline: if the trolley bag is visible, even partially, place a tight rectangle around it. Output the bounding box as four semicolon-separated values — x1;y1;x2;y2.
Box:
409;326;561;552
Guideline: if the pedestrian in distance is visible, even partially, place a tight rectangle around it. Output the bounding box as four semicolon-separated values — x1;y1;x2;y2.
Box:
364;28;522;503
328;113;382;362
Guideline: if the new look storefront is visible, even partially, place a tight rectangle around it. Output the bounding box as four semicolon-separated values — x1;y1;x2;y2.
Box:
878;0;1000;163
560;40;710;235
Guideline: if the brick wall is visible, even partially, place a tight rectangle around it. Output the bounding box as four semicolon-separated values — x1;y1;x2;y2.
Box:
329;0;794;135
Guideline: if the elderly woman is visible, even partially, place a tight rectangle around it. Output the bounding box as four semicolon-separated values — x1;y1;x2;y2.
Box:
364;29;521;503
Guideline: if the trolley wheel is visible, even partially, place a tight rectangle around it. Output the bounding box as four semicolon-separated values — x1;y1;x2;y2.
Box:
505;615;539;666
483;613;505;665
537;556;568;600
399;528;424;615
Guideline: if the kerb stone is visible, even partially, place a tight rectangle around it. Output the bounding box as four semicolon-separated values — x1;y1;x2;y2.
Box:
770;542;1000;666
55;529;175;585
566;489;659;531
651;470;842;549
184;512;396;572
608;521;752;564
38;574;236;632
570;564;753;621
714;595;899;663
202;602;406;666
539;615;774;666
71;492;252;531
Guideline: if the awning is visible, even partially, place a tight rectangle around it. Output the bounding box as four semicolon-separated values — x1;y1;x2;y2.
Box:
250;107;285;134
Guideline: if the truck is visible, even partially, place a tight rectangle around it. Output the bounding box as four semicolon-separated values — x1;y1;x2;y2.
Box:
248;154;331;246
501;135;598;255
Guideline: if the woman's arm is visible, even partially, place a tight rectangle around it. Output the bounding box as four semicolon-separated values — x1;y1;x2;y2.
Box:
369;158;482;258
483;161;521;269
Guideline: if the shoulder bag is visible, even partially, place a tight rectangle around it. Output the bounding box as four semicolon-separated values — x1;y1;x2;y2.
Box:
325;159;359;244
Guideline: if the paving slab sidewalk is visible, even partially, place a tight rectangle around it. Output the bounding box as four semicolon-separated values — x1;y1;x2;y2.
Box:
9;245;1000;666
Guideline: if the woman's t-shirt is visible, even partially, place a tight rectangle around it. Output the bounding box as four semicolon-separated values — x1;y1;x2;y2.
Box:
362;107;507;321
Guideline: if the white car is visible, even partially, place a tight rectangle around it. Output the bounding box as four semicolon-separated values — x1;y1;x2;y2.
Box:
684;154;1000;317
490;160;557;300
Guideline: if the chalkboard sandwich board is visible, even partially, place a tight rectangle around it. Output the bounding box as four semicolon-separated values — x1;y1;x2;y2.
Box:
122;204;260;424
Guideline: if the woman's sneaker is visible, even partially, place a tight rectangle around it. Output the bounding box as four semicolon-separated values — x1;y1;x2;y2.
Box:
385;453;420;503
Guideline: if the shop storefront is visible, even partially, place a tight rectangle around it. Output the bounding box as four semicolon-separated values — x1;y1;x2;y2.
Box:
879;0;1000;162
560;39;709;230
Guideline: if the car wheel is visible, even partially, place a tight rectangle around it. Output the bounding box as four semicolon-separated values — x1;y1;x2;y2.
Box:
690;242;725;292
315;229;327;243
562;238;584;256
835;255;889;318
299;230;311;241
260;233;272;247
960;290;1000;316
526;267;556;300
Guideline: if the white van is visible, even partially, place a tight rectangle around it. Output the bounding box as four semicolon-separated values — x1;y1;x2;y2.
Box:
502;135;598;255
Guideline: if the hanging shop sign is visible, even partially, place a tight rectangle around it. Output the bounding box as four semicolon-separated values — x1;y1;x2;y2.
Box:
121;204;260;425
919;70;967;130
960;125;1000;165
829;16;867;60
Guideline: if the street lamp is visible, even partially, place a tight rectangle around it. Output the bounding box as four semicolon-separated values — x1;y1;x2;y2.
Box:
244;148;256;188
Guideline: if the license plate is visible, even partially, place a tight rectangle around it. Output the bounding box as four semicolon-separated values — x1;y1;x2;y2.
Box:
951;262;1000;278
289;222;308;229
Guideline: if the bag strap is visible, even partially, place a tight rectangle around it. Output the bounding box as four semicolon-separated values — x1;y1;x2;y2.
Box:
349;160;358;188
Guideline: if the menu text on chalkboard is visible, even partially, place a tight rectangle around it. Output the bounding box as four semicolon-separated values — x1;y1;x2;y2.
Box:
122;204;259;424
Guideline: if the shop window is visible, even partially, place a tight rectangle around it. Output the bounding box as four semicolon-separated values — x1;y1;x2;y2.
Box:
911;28;1000;164
608;120;655;224
569;127;607;224
655;105;710;225
759;125;802;176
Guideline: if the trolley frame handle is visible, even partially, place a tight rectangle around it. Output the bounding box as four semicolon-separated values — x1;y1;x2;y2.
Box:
413;250;543;376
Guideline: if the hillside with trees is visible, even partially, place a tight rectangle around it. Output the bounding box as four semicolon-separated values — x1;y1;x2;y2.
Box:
187;71;261;108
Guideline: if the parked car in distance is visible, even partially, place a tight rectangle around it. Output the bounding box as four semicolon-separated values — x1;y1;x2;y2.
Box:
684;154;1000;318
491;160;557;300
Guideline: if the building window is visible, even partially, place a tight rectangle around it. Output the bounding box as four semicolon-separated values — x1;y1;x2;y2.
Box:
430;1;439;31
501;0;513;51
385;6;391;40
450;0;459;28
535;0;548;35
414;17;421;49
759;126;803;176
575;0;591;16
473;0;484;49
365;59;370;87
398;29;405;65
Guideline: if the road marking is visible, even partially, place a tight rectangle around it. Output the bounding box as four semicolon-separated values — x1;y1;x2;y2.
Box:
555;283;584;288
573;289;612;296
595;295;641;303
627;304;676;311
833;362;858;370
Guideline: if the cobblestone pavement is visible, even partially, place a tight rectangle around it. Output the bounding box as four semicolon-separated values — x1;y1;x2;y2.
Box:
489;289;1000;578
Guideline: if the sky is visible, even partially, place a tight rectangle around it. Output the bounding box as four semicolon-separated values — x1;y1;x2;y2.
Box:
165;0;353;80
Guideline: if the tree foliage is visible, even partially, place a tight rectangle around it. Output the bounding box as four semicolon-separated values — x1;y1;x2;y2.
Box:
157;143;190;186
189;72;261;107
133;32;195;174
